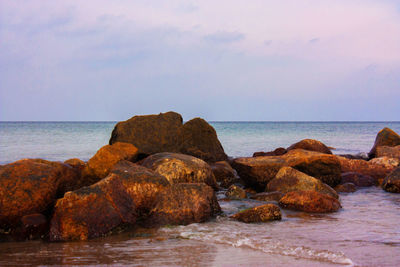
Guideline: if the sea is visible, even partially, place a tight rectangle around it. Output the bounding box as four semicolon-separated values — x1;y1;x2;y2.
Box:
0;121;400;266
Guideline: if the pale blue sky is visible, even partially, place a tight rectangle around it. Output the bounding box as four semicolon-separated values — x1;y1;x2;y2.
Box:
1;0;399;121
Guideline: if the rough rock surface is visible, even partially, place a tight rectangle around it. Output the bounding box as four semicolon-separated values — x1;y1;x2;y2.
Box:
369;127;400;158
337;156;395;181
335;183;357;193
225;185;246;199
382;167;400;193
369;156;400;168
287;139;332;154
253;148;287;157
376;146;400;160
83;142;139;184
146;183;221;226
64;158;86;171
141;153;218;190
266;167;338;199
230;204;281;223
109;112;227;162
210;161;237;188
279;191;341;213
250;192;284;202
340;172;376;187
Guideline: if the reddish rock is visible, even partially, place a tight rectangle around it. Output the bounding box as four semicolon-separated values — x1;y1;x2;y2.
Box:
225;185;246;199
279;191;341;213
253;148;287;157
341;172;376;187
376;146;400;160
109;112;227;162
369;156;400;168
369;128;400;158
17;213;48;240
250;192;284;202
382;167;400;193
230;204;281;223
83;142;139;184
335;183;357;193
210;161;237;188
146;183;221;226
266;167;338;199
337;156;395;181
141;152;218;190
287;139;332;154
64;158;86;171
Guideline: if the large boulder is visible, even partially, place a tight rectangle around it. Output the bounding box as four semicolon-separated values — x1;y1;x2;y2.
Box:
375;146;400;160
279;191;341;213
382;167;400;193
266;167;338;199
232;149;341;191
340;172;376;187
287;139;332;154
0;159;80;228
337;156;395;181
369;127;400;158
250;192;284;202
146;183;221;226
109;112;227;162
210;161;238;188
141;153;218;190
253;148;287;157
369;156;400;168
49;174;137;241
82;142;139;184
230;204;281;223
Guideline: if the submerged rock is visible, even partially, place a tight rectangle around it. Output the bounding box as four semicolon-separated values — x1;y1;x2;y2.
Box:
12;213;48;240
287;139;332;154
382;167;400;193
337;156;395;181
225;185;246;199
369;127;400;158
266;167;338;199
141;152;218;190
210;161;238;188
340;172;376;187
335;183;357;193
109;112;227;162
279;191;341;213
146;183;221;226
250;192;284;202
230;204;281;223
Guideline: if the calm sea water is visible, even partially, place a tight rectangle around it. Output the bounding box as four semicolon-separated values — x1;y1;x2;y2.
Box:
1;121;400;266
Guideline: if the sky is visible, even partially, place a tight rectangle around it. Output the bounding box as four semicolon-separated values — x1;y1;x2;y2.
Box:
1;0;399;121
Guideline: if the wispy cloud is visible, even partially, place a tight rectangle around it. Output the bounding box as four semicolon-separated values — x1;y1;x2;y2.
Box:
204;31;245;43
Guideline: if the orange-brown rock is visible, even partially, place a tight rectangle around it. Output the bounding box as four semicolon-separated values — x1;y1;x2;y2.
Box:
250;191;284;202
375;146;400;160
369;127;400;158
279;191;341;213
49;175;137;241
141;153;218;190
253;148;287;157
0;159;80;228
64;158;86;171
369;156;400;168
232;149;341;190
15;213;48;240
382;167;400;193
225;185;246;199
230;204;281;223
337;156;395;181
146;183;221;226
266;167;338;199
287;139;332;154
83;142;139;184
109;112;227;162
340;172;376;187
210;161;238;188
335;183;357;193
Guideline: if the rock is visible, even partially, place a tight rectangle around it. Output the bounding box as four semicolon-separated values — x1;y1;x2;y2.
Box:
110;160;170;215
146;183;221;226
287;139;332;154
279;191;341;213
15;213;48;240
341;172;376;187
230;204;281;223
337;156;395;181
335;183;357;193
225;185;246;199
338;153;369;160
369;156;400;168
49;175;137;241
0;159;81;228
376;146;400;160
253;148;287;157
83;142;139;184
64;158;86;171
210;161;237;188
232;149;341;191
382;167;400;193
266;167;338;199
250;192;284;202
369;127;400;158
141;152;218;190
109;112;227;162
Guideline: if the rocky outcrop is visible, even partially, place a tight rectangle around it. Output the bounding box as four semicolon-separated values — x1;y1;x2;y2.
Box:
250;192;284;202
109;112;227;162
230;204;281;223
11;213;48;240
340;172;376;187
382;167;400;193
369;128;400;158
253;148;287;157
287;139;332;154
337;156;395;181
369;156;400;168
210;161;237;188
141;153;218;190
279;191;341;213
335;183;357;193
376;146;400;160
266;167;338;198
0;159;80;228
225;185;246;199
146;183;221;226
232;149;341;191
82;142;139;184
64;158;86;171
